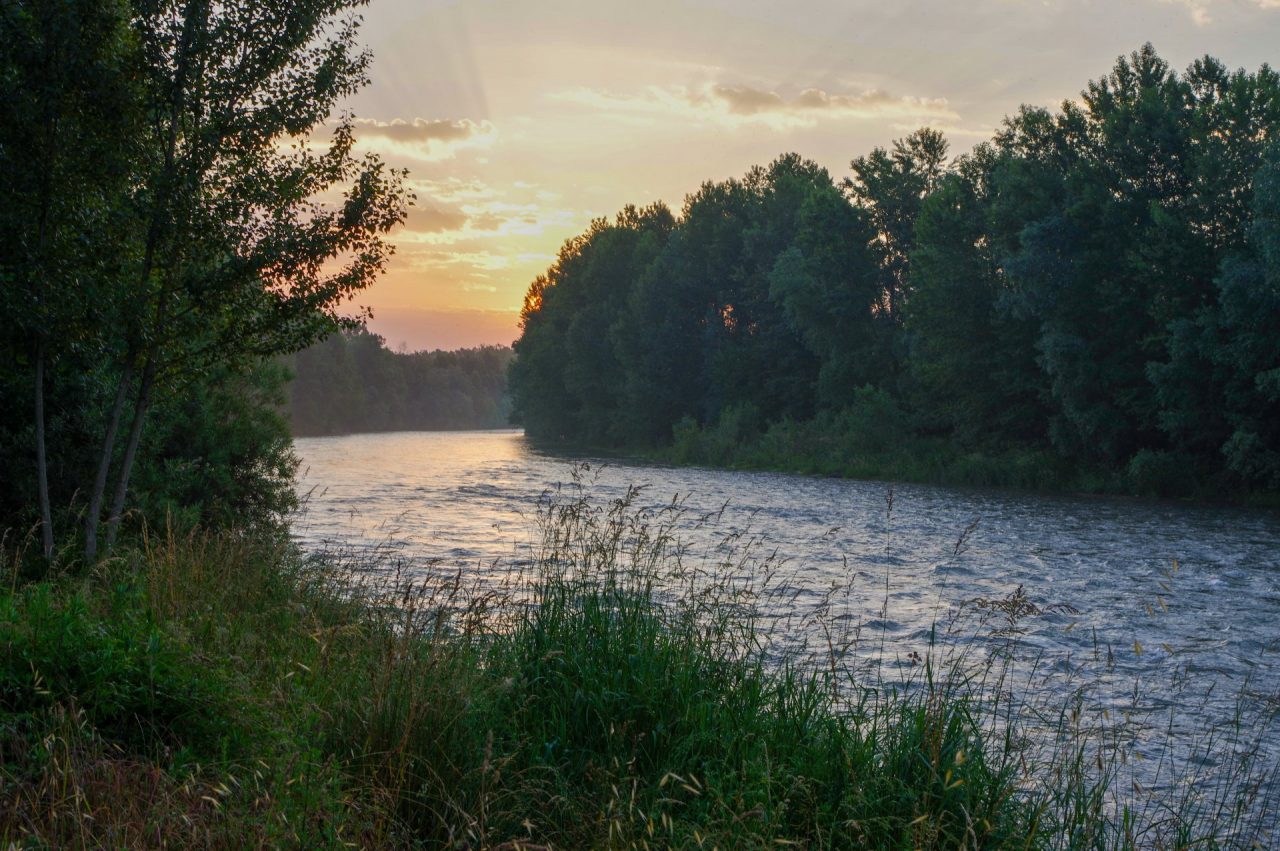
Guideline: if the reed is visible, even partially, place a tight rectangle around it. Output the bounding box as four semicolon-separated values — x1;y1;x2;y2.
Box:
1;485;1275;847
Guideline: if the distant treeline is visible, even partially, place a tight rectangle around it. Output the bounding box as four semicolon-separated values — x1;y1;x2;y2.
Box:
286;331;514;436
511;45;1280;499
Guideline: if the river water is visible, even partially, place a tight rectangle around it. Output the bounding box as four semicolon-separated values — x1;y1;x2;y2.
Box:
293;429;1280;827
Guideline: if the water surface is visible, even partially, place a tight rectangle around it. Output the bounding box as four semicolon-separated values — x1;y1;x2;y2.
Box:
294;429;1280;817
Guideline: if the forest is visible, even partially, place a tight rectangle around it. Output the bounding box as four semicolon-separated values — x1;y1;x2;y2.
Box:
510;45;1280;500
285;332;513;435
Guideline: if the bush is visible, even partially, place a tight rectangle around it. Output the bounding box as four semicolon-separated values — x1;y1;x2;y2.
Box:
132;360;299;533
1125;449;1203;498
829;385;913;457
0;584;238;759
669;414;704;464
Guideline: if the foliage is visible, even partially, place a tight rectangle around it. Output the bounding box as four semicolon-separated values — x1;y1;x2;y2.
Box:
0;0;409;559
131;360;299;530
511;45;1280;500
0;353;300;541
0;584;237;759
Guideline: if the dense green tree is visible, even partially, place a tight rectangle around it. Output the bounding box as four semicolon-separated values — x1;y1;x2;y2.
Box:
511;46;1280;499
706;155;831;424
614;183;753;439
81;0;409;559
509;269;579;440
132;360;298;529
768;180;885;409
0;1;408;559
511;206;674;443
610;231;712;444
0;0;139;558
565;205;674;442
995;46;1280;464
905;157;1048;446
843;128;948;332
1151;146;1280;489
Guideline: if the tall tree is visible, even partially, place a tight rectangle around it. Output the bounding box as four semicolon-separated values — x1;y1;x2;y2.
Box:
509;46;1280;498
843;128;949;331
767;179;885;409
0;0;139;559
511;205;674;444
1151;145;1280;488
905;153;1048;445
83;0;409;559
996;45;1280;463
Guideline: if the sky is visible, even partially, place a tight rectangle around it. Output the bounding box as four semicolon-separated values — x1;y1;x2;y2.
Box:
335;0;1280;352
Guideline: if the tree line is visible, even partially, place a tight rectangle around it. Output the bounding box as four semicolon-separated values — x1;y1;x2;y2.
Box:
510;45;1280;499
0;1;409;560
285;332;513;436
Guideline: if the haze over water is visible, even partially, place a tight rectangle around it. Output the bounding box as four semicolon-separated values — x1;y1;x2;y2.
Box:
294;429;1280;808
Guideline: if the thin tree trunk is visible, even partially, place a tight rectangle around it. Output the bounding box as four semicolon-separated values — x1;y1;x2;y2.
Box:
104;355;157;553
83;357;133;563
90;2;206;559
35;343;53;561
33;23;56;562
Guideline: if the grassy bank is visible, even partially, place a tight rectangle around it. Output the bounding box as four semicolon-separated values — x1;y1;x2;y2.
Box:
621;403;1280;507
523;406;1280;508
2;493;1276;848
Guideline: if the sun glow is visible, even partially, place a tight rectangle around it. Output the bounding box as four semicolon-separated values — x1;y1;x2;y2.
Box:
341;0;1280;351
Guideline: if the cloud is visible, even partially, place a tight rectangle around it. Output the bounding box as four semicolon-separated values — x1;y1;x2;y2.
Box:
407;177;502;205
401;249;514;273
353;117;497;161
404;204;469;233
1160;0;1280;25
554;82;957;130
396;178;588;250
398;197;586;246
888;121;995;139
712;84;955;120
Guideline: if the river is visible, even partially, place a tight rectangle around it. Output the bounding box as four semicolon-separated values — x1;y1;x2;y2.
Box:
294;428;1280;825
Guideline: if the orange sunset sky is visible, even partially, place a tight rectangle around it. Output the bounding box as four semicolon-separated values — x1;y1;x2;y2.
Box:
335;0;1280;352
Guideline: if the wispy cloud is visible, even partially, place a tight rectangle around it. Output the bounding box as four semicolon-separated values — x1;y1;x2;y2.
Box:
353;118;497;161
1161;0;1280;26
399;194;586;246
407;177;503;205
554;82;957;130
404;204;469;233
889;121;995;139
712;84;955;120
402;249;514;273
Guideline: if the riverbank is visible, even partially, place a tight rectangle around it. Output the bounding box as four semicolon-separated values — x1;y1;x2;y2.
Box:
529;418;1280;509
3;493;1277;846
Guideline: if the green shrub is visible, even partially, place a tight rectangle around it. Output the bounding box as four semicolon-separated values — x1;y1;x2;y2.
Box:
0;584;238;759
1126;449;1202;498
830;385;912;457
669;414;704;464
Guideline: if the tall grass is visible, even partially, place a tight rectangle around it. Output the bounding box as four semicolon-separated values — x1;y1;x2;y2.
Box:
1;486;1276;847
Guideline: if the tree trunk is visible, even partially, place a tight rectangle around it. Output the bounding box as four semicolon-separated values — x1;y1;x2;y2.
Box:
35;343;53;561
83;358;133;563
89;2;206;559
104;355;157;553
